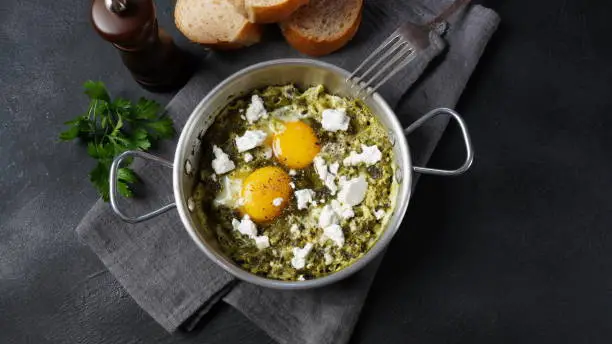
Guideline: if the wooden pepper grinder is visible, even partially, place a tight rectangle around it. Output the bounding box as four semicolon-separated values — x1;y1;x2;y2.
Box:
91;0;192;91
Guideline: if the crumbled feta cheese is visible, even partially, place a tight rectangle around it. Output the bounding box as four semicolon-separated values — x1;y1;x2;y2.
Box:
338;175;368;206
232;215;270;250
243;152;254;163
343;144;382;166
298;275;305;281
324;176;337;195
375;209;386;220
313;156;327;179
329;162;339;175
321;108;350;132
324;252;334;265
289;169;297;176
263;147;273;159
289;182;296;189
236;130;267;152
254;236;270;249
295;189;316;210
318;205;339;228
240;115;246;120
320;199;325;203
322;224;345;247
313;156;338;195
291;243;314;269
211;173;217;182
272;197;284;207
331;199;355;220
214;177;242;208
232;215;258;238
211;145;235;175
245;95;267;123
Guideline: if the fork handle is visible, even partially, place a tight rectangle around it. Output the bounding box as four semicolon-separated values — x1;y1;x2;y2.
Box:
427;0;472;29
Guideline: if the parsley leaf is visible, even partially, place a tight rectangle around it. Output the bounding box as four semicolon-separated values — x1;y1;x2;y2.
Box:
134;98;161;120
84;81;110;102
90;161;111;201
129;128;152;151
118;168;138;184
60;81;175;201
145;115;175;140
59;117;90;141
59;123;81;141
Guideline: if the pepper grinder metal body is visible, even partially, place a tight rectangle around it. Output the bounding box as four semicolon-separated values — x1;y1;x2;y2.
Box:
91;0;191;91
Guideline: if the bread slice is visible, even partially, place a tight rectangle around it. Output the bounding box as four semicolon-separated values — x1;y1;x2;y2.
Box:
279;0;363;56
227;0;247;16
175;0;262;48
229;0;310;23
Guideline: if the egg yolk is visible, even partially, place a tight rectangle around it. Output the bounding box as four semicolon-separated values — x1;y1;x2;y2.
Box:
273;121;321;169
241;166;292;223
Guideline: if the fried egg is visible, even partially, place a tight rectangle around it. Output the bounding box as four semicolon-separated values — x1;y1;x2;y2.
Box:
241;166;292;223
273;121;320;169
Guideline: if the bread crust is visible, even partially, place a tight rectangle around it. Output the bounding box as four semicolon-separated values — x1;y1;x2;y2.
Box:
175;0;262;49
279;1;363;56
233;20;263;46
227;0;247;16
248;0;309;23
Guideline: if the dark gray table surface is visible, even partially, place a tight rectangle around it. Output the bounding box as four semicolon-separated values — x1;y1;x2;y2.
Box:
2;0;612;343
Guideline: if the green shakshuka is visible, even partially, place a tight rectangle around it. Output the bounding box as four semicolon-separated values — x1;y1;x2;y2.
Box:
193;85;398;281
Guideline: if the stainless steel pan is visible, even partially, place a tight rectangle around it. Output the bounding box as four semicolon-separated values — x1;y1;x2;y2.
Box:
109;59;473;289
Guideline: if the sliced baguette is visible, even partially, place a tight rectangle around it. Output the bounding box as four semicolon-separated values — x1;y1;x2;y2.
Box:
279;0;363;56
227;0;247;16
229;0;310;23
175;0;262;48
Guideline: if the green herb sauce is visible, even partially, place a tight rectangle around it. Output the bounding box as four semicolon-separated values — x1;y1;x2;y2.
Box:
193;85;397;281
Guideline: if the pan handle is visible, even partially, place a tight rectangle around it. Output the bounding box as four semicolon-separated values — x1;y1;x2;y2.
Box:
109;150;176;223
404;107;474;176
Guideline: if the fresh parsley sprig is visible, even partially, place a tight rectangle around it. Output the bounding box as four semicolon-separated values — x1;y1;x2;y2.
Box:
60;81;175;201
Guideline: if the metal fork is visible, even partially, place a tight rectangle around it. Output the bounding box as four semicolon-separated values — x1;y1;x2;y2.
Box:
348;0;472;97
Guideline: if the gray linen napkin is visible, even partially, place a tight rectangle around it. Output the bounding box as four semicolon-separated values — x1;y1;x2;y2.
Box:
76;1;499;343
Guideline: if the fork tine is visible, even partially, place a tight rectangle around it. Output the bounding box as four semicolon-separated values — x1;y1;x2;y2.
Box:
362;44;414;91
348;31;401;81
366;48;418;96
353;40;408;87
